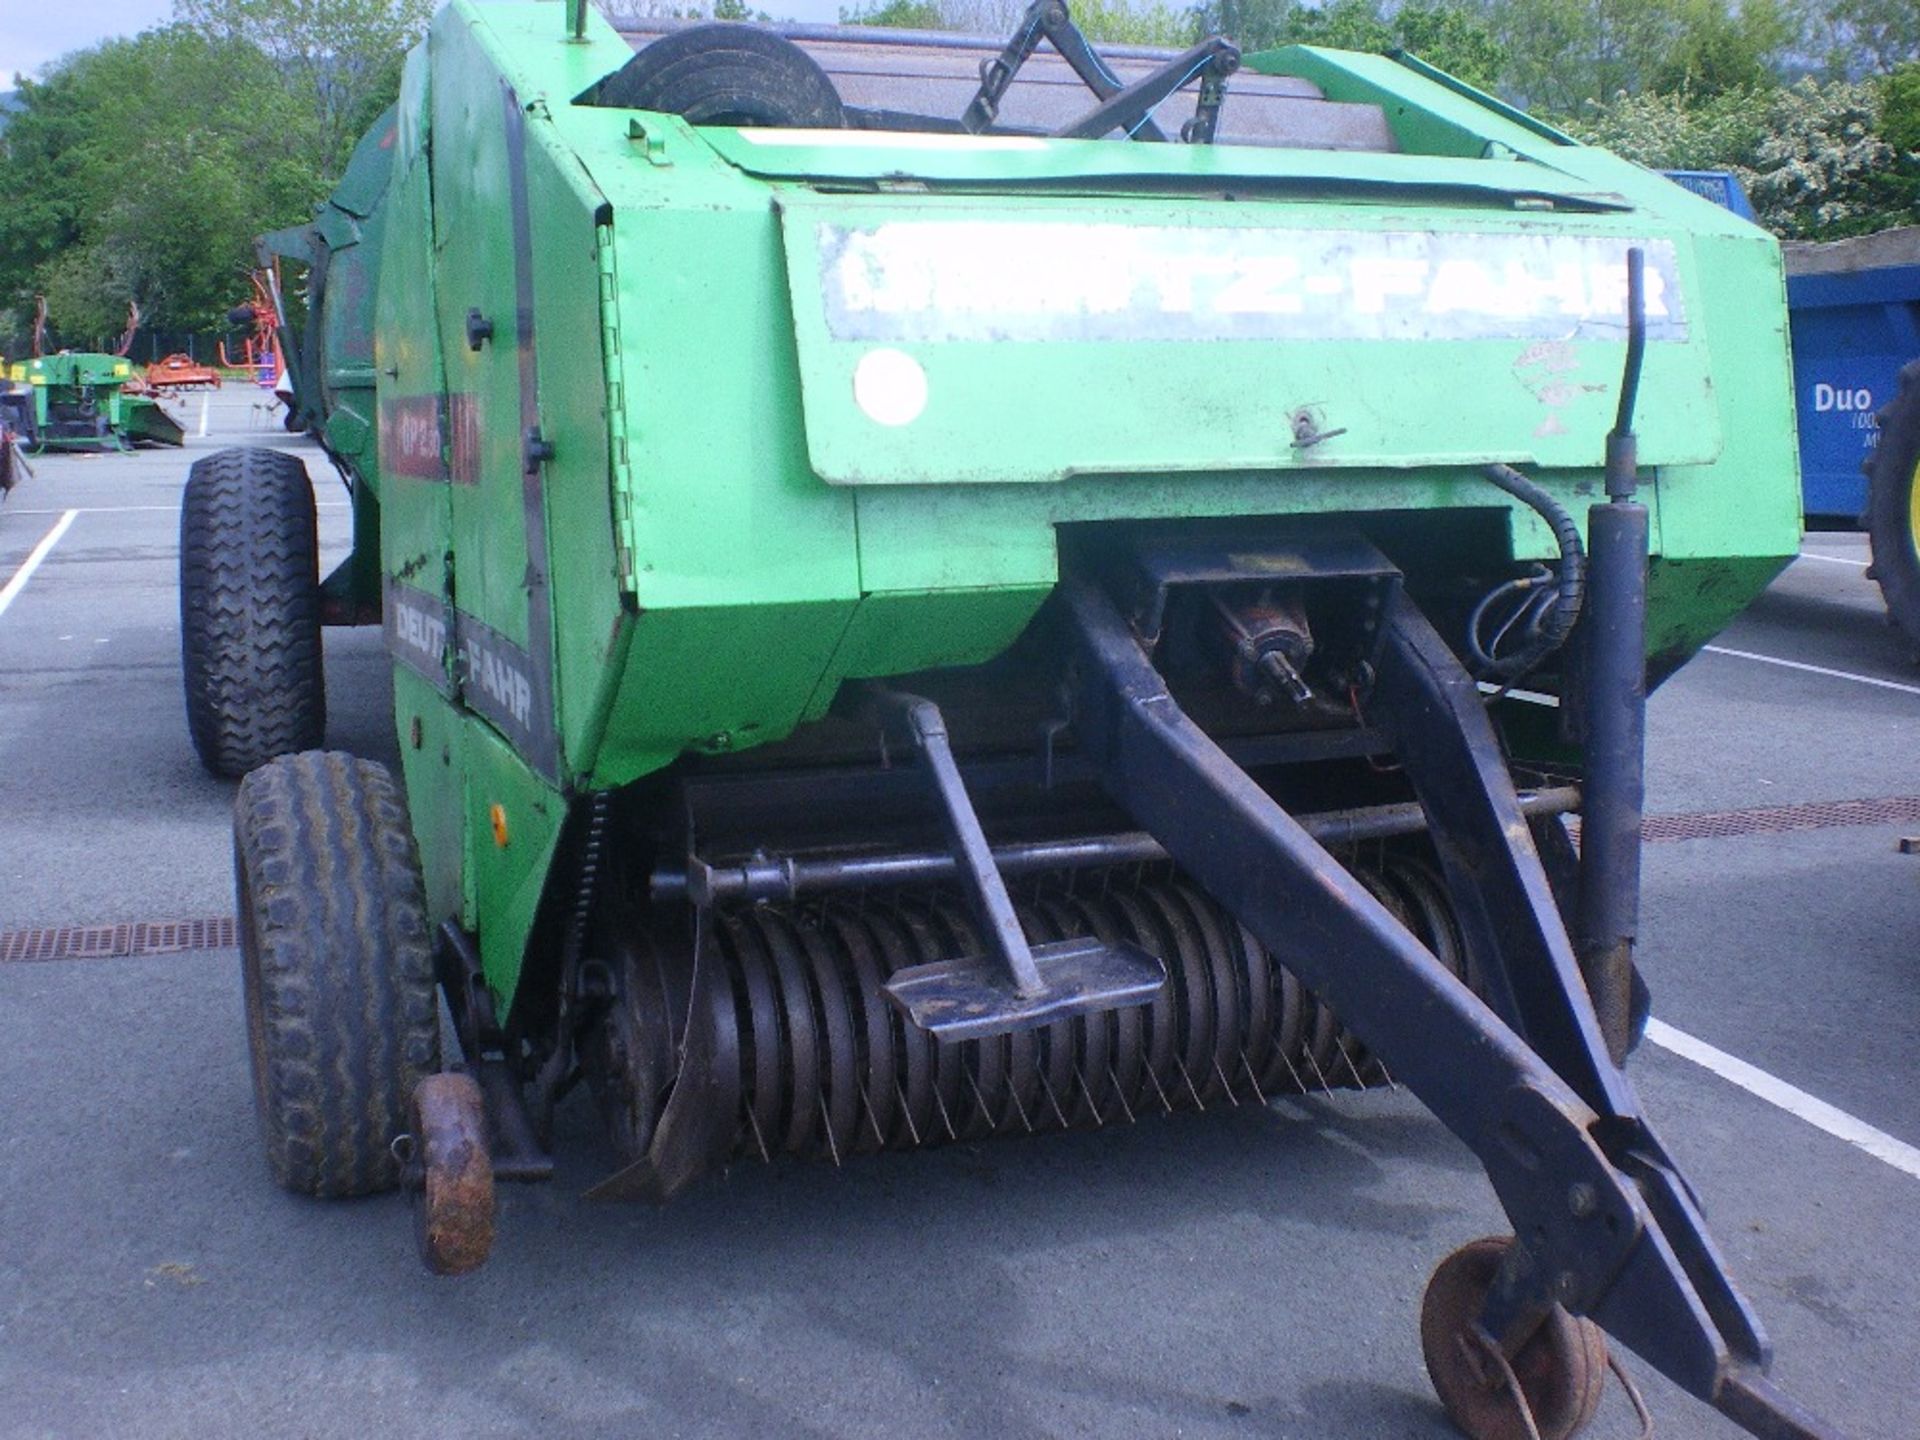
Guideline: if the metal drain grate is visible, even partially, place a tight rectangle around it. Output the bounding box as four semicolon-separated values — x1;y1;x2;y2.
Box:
1641;794;1920;843
0;917;236;964
6;796;1918;963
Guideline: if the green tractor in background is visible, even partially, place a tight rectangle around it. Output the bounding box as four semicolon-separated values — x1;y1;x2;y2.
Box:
3;301;184;454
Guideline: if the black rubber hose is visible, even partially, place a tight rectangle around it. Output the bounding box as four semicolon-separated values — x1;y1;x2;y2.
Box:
1468;462;1586;681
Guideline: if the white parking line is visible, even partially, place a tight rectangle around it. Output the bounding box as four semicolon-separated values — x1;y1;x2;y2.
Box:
6;502;348;514
0;509;78;621
1702;645;1920;696
1797;551;1869;567
1646;1019;1920;1181
6;504;178;514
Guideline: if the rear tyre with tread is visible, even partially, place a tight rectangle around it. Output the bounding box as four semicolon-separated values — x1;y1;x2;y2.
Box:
235;751;441;1198
180;445;325;777
1865;360;1920;653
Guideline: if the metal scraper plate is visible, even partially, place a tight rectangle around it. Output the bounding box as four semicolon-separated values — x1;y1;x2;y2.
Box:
883;937;1167;1041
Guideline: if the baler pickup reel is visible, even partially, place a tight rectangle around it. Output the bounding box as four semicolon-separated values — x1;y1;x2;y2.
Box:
865;688;1168;1041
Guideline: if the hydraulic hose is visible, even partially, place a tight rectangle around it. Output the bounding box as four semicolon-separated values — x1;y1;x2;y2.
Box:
1466;462;1587;682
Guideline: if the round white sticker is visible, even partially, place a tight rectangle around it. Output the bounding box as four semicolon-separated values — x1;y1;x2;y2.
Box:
852;348;928;427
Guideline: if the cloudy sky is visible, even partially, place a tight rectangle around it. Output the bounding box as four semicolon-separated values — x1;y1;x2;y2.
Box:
2;0;177;82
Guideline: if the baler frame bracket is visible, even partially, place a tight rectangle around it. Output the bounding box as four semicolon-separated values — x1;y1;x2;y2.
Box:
1059;556;1843;1440
961;0;1238;143
866;687;1169;1041
435;922;556;1184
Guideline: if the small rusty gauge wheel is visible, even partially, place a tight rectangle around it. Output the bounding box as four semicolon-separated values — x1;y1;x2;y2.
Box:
1421;1237;1608;1440
401;1072;495;1276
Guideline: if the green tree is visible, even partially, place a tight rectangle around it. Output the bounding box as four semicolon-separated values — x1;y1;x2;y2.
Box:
0;27;327;342
1874;62;1920;219
1649;0;1794;98
841;0;948;26
1822;0;1920;78
1491;0;1794;111
1882;62;1920;156
1568;84;1766;169
1072;0;1199;47
1193;0;1505;89
172;0;434;174
1393;3;1508;90
1739;78;1904;236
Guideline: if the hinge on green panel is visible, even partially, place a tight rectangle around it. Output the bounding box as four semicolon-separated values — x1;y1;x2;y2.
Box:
596;224;639;594
626;118;671;166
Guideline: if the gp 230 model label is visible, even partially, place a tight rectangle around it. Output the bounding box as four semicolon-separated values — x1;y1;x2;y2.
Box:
817;223;1685;344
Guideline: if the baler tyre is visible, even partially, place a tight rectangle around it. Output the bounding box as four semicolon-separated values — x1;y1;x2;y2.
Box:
597;24;846;129
180;445;325;776
234;751;441;1198
1865;359;1920;653
1421;1236;1607;1440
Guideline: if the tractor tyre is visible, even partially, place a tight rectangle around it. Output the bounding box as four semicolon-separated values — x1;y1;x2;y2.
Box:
180;445;325;777
1866;359;1920;654
597;24;846;128
234;751;441;1197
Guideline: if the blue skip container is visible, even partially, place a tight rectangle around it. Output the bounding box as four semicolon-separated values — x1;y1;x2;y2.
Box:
1782;229;1920;522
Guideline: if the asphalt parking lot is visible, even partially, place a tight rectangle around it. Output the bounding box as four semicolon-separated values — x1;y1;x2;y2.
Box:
1;387;1914;1440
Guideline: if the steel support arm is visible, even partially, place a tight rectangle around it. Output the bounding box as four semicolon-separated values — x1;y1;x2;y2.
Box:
1060;576;1842;1440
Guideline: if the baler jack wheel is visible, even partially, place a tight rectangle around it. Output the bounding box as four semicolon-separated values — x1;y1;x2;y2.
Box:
399;1072;496;1276
1421;1237;1608;1440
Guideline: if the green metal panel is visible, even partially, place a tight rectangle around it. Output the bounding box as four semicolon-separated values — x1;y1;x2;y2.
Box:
1641;230;1802;564
371;75;450;607
777;194;1721;486
698;124;1625;201
595;598;855;783
372;43;471;942
1265;46;1564;159
849;466;1663;594
602;200;861;615
525;112;627;781
393;668;471;926
432;15;534;661
1646;555;1793;672
463;720;566;1002
802;585;1055;719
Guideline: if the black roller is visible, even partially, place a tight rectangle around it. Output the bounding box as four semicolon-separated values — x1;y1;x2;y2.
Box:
597;24;847;129
1171;879;1244;1104
1137;880;1218;1108
1104;887;1182;1114
820;903;898;1153
721;911;785;1161
595;859;1486;1173
889;901;968;1140
862;907;936;1146
1035;889;1126;1126
749;907;821;1156
1231;917;1275;1097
